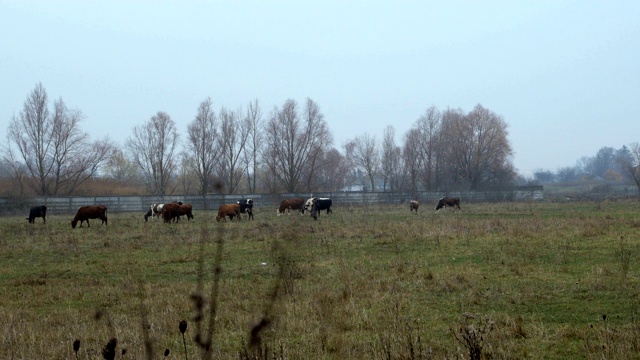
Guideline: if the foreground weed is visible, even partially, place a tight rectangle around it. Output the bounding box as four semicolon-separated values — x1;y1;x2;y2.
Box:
190;224;223;358
452;313;494;360
617;235;631;279
73;339;80;360
179;320;188;360
101;338;118;360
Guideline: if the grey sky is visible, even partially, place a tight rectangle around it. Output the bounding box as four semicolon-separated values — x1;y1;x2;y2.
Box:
1;1;638;176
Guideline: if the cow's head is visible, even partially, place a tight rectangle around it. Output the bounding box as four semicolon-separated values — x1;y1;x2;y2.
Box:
435;198;445;211
304;197;317;213
144;208;152;222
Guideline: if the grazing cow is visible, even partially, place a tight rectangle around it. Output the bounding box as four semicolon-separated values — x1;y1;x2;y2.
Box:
305;197;332;220
237;198;254;220
435;197;461;211
216;203;241;222
409;200;419;214
26;205;47;224
71;205;108;228
162;203;194;223
277;198;306;216
144;203;164;222
144;202;183;222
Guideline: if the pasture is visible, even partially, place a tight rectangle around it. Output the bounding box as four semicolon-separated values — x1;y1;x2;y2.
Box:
1;200;640;359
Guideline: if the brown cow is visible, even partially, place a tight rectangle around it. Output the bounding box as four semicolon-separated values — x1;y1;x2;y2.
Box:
162;203;194;223
216;203;241;222
277;198;306;216
409;200;419;214
71;205;108;228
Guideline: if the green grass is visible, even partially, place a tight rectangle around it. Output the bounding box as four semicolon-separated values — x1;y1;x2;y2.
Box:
1;200;640;359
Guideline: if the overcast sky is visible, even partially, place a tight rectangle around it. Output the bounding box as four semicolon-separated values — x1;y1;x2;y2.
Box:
1;1;638;176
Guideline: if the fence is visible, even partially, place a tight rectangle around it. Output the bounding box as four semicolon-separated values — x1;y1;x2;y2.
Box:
0;186;543;216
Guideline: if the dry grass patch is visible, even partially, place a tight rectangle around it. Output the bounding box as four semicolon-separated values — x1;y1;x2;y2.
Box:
1;201;640;358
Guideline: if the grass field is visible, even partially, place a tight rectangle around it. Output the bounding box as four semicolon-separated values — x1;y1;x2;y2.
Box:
1;200;640;359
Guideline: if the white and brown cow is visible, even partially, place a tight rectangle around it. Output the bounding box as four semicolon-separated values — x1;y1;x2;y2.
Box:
144;202;184;222
144;203;164;222
409;200;419;214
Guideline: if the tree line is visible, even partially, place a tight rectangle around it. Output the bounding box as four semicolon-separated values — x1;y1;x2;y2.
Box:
530;145;640;193
2;83;638;197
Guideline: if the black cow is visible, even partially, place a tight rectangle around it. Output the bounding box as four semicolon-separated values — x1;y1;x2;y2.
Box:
237;198;254;220
306;197;332;220
435;197;461;211
26;205;47;224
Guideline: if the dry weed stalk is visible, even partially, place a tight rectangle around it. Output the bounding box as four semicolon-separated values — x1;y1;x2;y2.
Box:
73;339;80;359
179;320;188;360
101;337;117;360
137;282;154;360
452;313;494;360
191;181;228;359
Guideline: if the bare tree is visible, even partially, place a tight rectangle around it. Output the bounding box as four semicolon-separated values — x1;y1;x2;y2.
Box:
583;147;617;179
217;107;250;194
388;146;406;191
243;99;263;193
104;148;141;182
402;128;422;192
125;111;180;195
3;83;113;195
301;98;333;191
185;97;219;196
177;156;198;195
315;147;349;191
617;143;640;193
439;105;515;190
533;169;555;184
437;108;466;190
0;157;28;196
345;133;379;192
414;106;441;190
555;166;580;183
380;126;397;191
263;98;333;192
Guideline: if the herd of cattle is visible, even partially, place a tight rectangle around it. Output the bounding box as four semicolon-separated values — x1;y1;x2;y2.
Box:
24;197;461;227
